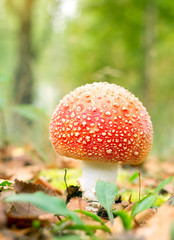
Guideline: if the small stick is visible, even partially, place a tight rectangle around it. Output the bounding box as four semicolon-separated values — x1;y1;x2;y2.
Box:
56;215;62;221
128;193;132;203
64;169;69;196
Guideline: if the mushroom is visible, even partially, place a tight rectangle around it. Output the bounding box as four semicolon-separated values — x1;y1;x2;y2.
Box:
49;82;153;201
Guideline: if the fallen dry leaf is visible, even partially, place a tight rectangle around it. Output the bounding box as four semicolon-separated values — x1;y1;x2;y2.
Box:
4;179;63;228
108;232;144;240
67;197;88;212
124;202;135;213
121;201;129;208
96;216;124;240
113;203;124;212
0;147;44;182
7;201;58;229
160;161;174;177
143;157;174;179
0;227;53;240
7;202;46;228
34;177;63;196
0;202;7;228
136;204;174;240
134;208;157;228
143;178;158;188
14;179;62;197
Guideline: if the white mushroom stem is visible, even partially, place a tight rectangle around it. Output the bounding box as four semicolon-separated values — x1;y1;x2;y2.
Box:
79;161;118;201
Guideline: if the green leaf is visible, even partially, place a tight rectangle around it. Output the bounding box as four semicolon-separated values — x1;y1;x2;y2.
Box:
154;176;173;193
95;180;118;224
129;172;139;183
54;235;81;240
75;210;111;232
67;224;111;233
0;181;12;187
113;210;132;230
171;221;174;240
5;191;82;225
54;221;96;237
131;194;157;218
130;177;173;218
75;209;105;225
32;220;41;229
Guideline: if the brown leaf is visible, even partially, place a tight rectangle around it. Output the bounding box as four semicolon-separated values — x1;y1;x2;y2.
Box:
67;197;88;212
0;146;44;182
5;179;63;228
34;178;63;196
121;201;129;208
10;165;42;181
8;202;45;218
160;161;174;177
7;202;58;229
0;202;7;228
134;208;157;228
7;202;45;228
14;179;62;197
143;157;174;179
108;232;144;240
112;203;124;211
124;202;135;213
96;216;124;239
136;204;174;240
143;178;158;188
0;162;41;182
0;227;53;240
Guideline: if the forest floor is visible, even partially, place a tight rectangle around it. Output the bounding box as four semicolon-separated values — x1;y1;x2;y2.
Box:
0;145;173;240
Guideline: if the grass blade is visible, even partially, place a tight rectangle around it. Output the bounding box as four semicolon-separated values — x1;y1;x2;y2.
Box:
113;210;132;230
154;176;173;193
131;194;157;218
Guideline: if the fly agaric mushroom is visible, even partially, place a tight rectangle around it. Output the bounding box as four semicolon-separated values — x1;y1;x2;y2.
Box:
49;82;153;201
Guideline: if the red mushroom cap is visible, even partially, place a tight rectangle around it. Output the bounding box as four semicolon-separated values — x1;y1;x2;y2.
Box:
49;82;153;165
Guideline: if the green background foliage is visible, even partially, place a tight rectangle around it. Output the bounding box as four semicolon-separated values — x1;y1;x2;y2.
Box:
0;0;174;159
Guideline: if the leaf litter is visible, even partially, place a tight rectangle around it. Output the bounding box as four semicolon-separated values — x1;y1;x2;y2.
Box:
0;147;173;240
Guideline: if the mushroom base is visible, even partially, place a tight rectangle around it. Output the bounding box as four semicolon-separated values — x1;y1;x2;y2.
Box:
78;161;118;201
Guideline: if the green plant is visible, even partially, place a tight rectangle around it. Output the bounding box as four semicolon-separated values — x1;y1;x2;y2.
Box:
95;180;118;224
129;172;139;183
95;177;173;230
5;191;110;239
0;180;12;191
5;176;173;237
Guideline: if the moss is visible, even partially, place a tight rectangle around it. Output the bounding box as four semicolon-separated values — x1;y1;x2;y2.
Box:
39;168;82;190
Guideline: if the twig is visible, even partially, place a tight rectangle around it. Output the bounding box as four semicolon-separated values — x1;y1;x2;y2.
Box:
64;169;69;196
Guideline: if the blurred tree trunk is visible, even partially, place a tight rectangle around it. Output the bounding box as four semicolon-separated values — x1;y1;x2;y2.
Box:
7;0;35;104
142;0;156;109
